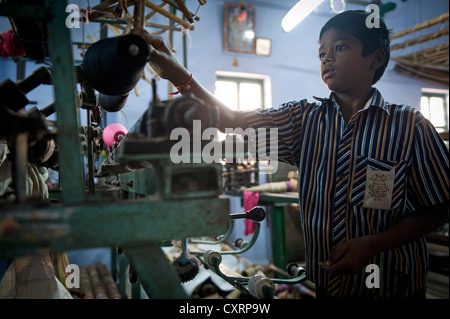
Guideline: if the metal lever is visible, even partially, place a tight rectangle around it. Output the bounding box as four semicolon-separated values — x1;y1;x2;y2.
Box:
230;206;266;222
200;250;307;299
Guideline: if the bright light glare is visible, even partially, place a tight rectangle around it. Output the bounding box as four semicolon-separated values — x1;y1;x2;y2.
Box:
281;0;325;32
420;96;430;119
215;81;262;111
244;30;255;40
421;96;447;132
215;81;238;110
239;83;262;111
429;97;445;127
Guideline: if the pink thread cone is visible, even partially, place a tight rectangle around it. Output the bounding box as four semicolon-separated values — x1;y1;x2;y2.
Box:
102;123;128;147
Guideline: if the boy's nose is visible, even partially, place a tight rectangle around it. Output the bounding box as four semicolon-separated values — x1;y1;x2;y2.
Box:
322;53;335;64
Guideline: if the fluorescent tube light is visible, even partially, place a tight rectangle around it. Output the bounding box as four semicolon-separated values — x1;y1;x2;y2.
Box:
281;0;325;32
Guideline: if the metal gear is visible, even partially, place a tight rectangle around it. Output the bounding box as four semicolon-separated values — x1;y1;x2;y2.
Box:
172;256;200;283
172;239;200;283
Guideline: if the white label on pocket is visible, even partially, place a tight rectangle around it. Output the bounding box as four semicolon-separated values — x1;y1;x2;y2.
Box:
363;166;394;210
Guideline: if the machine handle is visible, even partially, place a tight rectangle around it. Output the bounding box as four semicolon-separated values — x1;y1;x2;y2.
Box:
229;206;265;222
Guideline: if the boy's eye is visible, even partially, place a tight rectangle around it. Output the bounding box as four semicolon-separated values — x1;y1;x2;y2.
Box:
335;45;345;52
319;53;325;60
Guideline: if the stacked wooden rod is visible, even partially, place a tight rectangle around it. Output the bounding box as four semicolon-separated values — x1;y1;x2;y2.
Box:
393;42;449;66
390;12;449;85
80;0;205;32
78;262;121;299
390;27;449;51
391;12;449;40
390;12;449;52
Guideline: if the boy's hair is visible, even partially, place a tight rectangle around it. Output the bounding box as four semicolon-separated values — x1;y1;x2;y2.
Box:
319;10;391;84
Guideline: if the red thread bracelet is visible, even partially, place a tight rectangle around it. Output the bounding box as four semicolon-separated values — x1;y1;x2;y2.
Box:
169;73;193;96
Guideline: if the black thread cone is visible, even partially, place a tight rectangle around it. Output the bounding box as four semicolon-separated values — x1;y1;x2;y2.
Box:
82;34;149;96
98;93;129;112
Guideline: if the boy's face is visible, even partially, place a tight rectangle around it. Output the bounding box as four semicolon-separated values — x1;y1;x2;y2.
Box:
318;28;375;94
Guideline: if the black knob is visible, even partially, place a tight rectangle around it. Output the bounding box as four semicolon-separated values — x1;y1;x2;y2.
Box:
229;206;266;222
246;206;265;222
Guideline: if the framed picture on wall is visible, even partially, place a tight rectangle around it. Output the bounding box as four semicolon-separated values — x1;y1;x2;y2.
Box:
223;2;256;54
255;37;271;56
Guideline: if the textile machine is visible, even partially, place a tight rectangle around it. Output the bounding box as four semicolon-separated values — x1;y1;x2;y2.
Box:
0;0;305;299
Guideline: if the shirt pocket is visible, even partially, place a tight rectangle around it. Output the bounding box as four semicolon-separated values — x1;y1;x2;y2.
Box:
350;156;408;211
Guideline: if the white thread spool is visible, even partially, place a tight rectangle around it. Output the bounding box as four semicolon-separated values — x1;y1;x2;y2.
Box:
203;250;222;267
248;275;275;299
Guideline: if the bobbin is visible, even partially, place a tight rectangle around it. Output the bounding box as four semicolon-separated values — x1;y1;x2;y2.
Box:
203;250;222;267
82;34;149;96
247;275;275;299
102;123;128;147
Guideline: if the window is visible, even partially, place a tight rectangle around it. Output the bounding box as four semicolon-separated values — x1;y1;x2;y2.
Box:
215;76;265;111
420;92;449;133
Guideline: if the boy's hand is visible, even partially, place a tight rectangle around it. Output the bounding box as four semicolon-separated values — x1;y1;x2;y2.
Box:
131;27;191;85
320;203;448;276
320;236;375;275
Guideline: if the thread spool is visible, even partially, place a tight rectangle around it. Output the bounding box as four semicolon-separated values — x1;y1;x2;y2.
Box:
96;262;121;299
242;265;264;277
98;93;129;113
234;238;248;249
102;123;128;147
82;34;149;96
286;263;305;278
244;179;298;193
248;275;275;299
204;250;222;267
87;264;108;299
79;265;94;299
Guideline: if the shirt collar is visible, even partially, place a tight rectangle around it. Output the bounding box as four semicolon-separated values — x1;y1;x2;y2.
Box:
313;88;390;115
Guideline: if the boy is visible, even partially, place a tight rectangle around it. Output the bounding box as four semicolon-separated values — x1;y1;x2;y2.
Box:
133;10;449;299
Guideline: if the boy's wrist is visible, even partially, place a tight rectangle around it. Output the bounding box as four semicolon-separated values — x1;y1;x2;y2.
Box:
170;70;192;87
365;234;384;258
367;231;401;257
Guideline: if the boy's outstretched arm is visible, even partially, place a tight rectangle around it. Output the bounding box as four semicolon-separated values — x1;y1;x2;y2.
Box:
132;28;248;132
320;202;448;275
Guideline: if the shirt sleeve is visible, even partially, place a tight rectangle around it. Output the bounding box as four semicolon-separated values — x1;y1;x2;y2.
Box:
408;114;449;208
241;100;306;167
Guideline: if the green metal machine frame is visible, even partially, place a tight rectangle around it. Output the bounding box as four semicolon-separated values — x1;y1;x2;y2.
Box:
0;0;230;299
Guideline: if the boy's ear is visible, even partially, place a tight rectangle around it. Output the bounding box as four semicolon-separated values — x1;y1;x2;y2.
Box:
370;48;386;70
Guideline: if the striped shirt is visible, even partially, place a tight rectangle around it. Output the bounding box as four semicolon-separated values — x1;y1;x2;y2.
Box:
242;88;449;298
